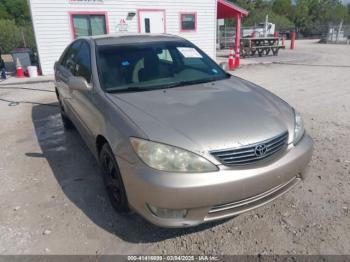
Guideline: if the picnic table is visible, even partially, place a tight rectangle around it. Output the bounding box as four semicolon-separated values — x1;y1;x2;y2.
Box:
240;37;285;58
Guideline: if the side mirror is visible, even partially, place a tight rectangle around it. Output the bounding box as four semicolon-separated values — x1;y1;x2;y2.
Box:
219;62;228;71
68;76;91;91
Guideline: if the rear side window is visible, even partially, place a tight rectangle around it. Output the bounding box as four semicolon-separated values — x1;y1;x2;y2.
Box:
157;49;173;63
74;41;92;83
61;41;82;75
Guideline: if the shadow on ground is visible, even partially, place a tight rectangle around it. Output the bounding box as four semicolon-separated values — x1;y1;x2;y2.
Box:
29;103;228;243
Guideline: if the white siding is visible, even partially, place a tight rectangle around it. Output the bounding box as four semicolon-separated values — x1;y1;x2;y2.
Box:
29;0;217;75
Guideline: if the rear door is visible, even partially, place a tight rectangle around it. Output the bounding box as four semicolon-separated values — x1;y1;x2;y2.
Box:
68;40;96;150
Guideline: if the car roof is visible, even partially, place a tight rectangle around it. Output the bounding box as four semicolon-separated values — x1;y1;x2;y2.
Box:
86;33;187;46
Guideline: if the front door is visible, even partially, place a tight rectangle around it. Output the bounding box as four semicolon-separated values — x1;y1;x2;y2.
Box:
138;10;165;33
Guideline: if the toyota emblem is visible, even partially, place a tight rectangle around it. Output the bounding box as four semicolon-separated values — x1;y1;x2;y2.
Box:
254;144;267;157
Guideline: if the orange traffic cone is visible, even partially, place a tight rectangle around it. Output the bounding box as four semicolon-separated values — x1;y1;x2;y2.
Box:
235;48;240;68
228;49;235;70
16;58;24;78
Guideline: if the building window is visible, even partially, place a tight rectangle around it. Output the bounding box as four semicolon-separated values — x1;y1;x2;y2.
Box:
71;13;107;38
180;13;196;32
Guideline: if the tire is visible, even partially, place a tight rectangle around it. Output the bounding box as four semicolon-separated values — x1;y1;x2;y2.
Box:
99;143;129;213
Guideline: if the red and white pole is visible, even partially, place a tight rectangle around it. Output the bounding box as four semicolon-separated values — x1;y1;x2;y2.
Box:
228;49;235;70
234;13;241;69
290;31;296;50
235;48;240;68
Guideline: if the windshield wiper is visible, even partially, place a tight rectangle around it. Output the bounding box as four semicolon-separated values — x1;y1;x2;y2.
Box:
158;77;221;90
107;86;150;93
185;77;219;85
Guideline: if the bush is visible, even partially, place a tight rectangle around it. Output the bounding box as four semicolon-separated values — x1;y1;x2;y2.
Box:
0;19;36;53
0;19;19;53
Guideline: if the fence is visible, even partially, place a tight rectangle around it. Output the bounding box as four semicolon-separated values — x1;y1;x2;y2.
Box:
217;25;235;50
217;25;294;50
321;24;350;44
217;24;350;50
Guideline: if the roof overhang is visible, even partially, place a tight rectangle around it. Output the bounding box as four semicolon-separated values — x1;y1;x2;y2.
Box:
217;0;248;19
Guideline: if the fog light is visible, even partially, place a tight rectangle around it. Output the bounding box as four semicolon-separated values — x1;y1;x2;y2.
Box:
147;204;188;219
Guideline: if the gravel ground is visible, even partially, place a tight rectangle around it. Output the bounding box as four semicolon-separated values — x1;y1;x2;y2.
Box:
0;40;349;255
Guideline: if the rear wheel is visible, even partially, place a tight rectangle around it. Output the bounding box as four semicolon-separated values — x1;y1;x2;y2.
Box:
99;143;129;213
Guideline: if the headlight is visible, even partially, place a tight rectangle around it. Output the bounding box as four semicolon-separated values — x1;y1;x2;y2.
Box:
293;109;305;145
130;137;218;173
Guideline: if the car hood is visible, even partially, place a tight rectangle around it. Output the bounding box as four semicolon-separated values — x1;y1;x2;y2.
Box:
106;77;295;158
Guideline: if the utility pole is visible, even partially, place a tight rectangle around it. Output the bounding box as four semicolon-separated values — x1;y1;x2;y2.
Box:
264;14;269;38
336;20;343;43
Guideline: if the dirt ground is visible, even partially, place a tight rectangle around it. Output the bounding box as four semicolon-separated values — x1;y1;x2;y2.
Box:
0;40;349;255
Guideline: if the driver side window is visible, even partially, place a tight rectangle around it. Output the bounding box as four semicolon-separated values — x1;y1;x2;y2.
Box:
74;41;92;83
61;41;81;75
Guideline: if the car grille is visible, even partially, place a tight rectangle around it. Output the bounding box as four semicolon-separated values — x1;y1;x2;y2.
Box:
210;131;289;166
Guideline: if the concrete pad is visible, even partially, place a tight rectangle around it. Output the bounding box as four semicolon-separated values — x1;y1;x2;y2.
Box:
0;75;55;86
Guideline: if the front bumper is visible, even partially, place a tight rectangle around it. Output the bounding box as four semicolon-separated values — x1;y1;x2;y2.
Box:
117;134;313;228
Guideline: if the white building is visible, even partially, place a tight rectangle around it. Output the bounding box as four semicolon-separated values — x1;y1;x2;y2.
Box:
28;0;247;75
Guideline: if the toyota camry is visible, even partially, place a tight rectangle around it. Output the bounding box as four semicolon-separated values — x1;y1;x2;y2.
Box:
54;34;313;228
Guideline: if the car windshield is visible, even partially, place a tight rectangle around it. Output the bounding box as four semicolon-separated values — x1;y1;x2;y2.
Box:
96;41;229;93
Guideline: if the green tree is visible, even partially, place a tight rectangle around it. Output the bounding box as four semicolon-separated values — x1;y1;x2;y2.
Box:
330;1;348;23
0;19;21;53
229;0;350;36
0;19;36;53
234;0;256;11
272;0;292;16
254;0;271;10
0;4;10;19
243;9;294;28
0;0;36;53
292;0;310;32
0;0;31;25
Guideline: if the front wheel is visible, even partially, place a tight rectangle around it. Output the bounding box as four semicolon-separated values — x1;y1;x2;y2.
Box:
99;143;129;213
